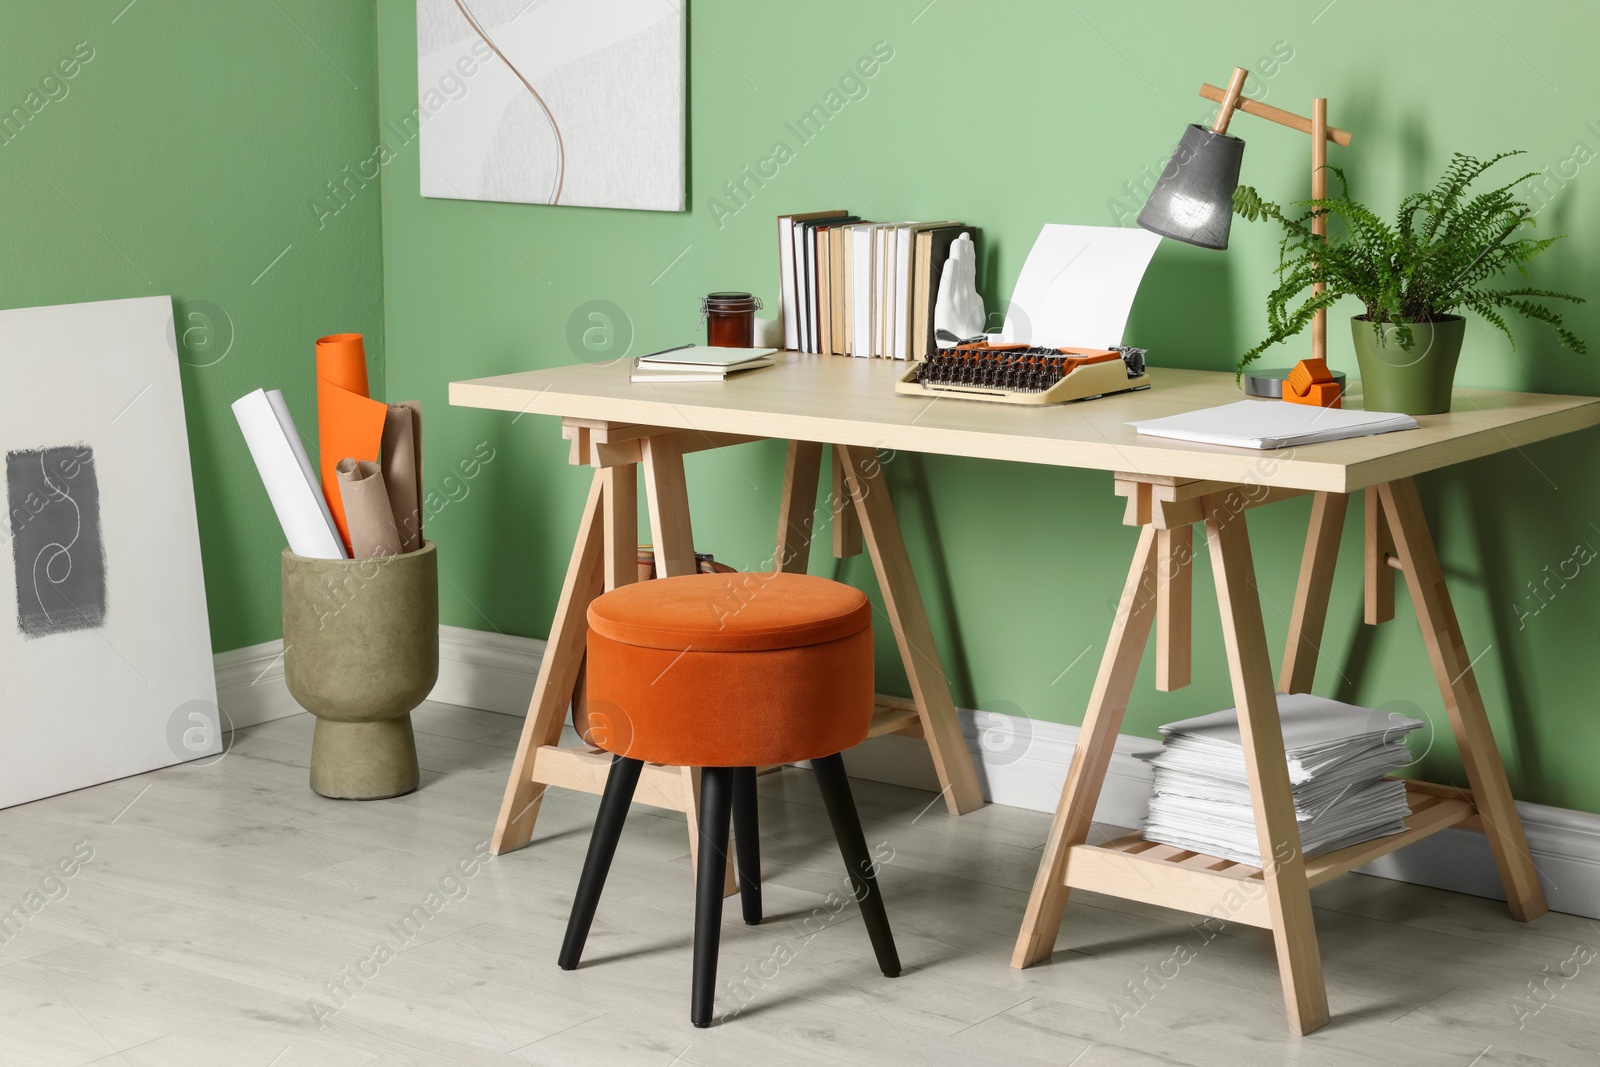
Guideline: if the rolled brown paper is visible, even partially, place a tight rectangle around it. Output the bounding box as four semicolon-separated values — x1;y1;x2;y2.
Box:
381;400;423;553
334;458;402;559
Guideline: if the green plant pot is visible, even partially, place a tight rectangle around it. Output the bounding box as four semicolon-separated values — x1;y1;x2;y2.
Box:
282;542;439;799
1350;315;1465;415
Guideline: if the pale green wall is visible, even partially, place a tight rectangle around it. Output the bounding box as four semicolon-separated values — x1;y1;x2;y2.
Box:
1;1;386;652
375;0;1600;812
19;3;1592;810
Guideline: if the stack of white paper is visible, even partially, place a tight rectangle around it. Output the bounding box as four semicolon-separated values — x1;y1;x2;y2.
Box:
1141;694;1424;866
1131;400;1418;450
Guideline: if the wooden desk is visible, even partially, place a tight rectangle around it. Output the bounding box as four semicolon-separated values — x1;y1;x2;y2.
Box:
452;353;1600;1035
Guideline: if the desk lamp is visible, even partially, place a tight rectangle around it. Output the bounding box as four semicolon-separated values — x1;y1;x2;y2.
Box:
1138;67;1353;392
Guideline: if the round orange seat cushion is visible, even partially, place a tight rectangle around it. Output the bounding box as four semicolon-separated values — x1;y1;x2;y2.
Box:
585;572;874;767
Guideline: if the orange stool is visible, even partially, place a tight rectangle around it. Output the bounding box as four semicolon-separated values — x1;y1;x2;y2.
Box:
557;572;901;1027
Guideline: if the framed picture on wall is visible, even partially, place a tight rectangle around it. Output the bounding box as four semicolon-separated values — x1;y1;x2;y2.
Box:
416;0;687;212
0;296;218;809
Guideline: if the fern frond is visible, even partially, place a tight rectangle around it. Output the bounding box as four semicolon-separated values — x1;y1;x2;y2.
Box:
1465;301;1515;347
1231;149;1583;372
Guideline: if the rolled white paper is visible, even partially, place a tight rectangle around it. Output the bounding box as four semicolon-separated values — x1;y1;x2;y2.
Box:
266;389;344;551
232;388;346;559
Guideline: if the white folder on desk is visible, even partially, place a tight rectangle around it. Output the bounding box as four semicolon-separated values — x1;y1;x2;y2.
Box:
1131;400;1418;450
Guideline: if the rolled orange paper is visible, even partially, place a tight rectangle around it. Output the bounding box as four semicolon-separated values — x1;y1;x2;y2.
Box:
315;333;387;552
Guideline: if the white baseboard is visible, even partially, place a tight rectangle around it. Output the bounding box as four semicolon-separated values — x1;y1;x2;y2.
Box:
212;624;547;731
213;639;293;731
430;625;547;715
841;710;1163;826
213;626;1600;920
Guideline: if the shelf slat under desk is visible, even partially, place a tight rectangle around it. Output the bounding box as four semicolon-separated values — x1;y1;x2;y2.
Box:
526;695;926;813
1062;781;1478;928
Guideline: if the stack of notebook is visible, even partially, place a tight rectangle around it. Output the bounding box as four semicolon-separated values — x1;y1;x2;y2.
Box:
1141;694;1425;867
777;211;979;359
630;345;775;383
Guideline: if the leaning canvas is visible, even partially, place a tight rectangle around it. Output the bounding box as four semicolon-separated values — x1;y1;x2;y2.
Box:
0;296;218;808
416;0;686;212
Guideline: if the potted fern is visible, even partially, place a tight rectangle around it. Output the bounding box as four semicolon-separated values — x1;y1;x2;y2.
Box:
1233;152;1585;414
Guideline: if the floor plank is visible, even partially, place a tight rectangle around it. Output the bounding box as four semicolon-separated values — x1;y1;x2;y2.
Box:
0;703;1590;1066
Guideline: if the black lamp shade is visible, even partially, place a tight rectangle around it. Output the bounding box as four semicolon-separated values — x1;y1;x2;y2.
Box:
1137;124;1246;250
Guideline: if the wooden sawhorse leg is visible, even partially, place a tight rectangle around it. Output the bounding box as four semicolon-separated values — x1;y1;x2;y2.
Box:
1279;491;1349;694
492;470;607;855
491;426;742;895
1208;500;1328;1034
1017;475;1547;1035
641;435;740;896
774;440;825;574
805;442;984;815
1014;488;1329;1035
1276;482;1547;922
1378;478;1546;921
1012;524;1160;970
774;442;864;572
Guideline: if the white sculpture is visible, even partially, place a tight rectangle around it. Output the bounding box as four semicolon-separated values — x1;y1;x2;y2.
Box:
933;232;985;348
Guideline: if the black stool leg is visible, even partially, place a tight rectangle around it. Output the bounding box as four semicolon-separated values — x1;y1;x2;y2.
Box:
730;767;762;925
811;753;901;978
558;755;643;971
691;767;734;1028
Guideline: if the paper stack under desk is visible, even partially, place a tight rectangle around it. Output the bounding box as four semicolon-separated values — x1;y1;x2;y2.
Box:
1140;694;1425;867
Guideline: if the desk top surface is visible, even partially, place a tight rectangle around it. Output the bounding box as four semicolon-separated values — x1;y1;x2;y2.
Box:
450;354;1600;493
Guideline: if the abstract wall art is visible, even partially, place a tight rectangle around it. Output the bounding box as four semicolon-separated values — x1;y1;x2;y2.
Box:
7;445;108;638
416;0;686;211
0;296;218;809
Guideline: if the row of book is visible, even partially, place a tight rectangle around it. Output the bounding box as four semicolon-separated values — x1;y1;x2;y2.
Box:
777;210;979;360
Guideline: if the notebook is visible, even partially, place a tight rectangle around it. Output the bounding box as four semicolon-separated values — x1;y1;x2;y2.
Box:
1131;400;1418;450
635;345;774;368
630;345;776;383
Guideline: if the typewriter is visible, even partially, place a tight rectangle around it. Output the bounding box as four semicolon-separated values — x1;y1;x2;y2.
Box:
894;338;1149;406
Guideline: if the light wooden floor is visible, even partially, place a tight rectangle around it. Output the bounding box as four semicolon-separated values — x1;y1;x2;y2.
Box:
0;702;1595;1066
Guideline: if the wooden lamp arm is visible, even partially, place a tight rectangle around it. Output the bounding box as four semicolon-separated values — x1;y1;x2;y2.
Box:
1199;65;1350;364
1210;67;1251;134
1200;80;1354;146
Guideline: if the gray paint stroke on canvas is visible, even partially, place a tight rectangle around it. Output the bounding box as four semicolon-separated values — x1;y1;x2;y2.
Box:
6;445;107;638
